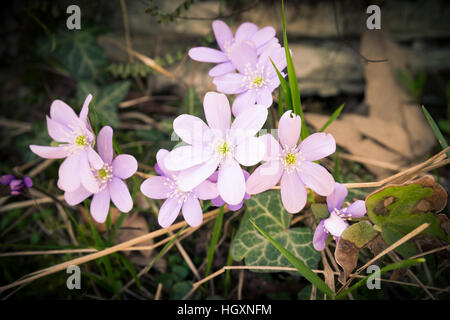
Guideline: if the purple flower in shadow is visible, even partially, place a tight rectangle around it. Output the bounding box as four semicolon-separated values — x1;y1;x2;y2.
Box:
1;175;32;196
64;126;137;223
140;149;219;228
313;183;367;251
208;170;250;211
29;95;103;194
189;20;278;77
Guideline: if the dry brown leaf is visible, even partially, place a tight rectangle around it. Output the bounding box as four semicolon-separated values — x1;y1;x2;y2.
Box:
115;212;153;258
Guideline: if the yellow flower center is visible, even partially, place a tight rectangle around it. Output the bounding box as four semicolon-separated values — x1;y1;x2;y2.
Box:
217;142;231;155
285;152;296;165
252;76;265;87
98;168;108;180
75;135;88;146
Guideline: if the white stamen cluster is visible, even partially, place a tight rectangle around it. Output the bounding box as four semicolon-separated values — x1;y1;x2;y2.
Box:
332;207;349;219
279;146;304;173
61;120;93;155
209;135;235;163
242;63;272;92
95;163;113;190
164;175;193;204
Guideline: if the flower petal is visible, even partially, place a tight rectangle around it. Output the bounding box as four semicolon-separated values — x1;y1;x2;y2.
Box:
218;159;245;205
213;73;246;94
326;182;348;212
79;94;93;128
229;41;257;74
342;200;367;218
235;22;258;42
141;176;171;199
87;146;103;170
231;90;257;117
208;62;235;77
156;149;176;177
203;92;231;133
259;134;281;162
158;198;182;228
193;180;219;200
177;157;220;192
324;213;348;237
212;20;233;52
173;114;210;145
90;188;110;223
255;89;273;107
211;196;226;207
298;161;335;196
46;116;71;142
235;136;266;166
246;161;282;195
182;196;203;227
79;152;100;193
49;99;79;128
230;105;268;142
250;26;276;48
30;145;69;159
165;145;212;171
298;132;336;161
97;126;113;164
109;177;133;213
112;154;137;179
58;153;81;192
278;110;301;148
188;47;228;63
280;170;307;213
313;219;329;251
64;185;92;206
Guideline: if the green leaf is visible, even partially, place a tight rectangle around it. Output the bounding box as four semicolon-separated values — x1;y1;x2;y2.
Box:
320;104;344;132
77;80;131;128
270;58;292;111
54;29;107;80
230;191;320;272
422;106;450;157
205;207;224;277
250;219;334;298
311;203;330;220
181;87;202;117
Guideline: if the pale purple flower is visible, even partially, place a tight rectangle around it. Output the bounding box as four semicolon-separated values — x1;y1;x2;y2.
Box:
246;110;336;214
29;94;103;194
64;126;137;223
188;20;279;77
213;41;287;116
208;170;250;211
164;91;267;206
140;149;219;228
1;175;32;196
313;183;367;251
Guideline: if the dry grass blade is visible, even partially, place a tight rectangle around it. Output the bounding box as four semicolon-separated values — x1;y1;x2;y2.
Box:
0;195;65;213
154;283;163;300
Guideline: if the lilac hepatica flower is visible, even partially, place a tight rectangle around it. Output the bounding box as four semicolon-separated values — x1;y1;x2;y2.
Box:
64;126;137;223
189;20;278;77
164;91;267;206
313;183;367;251
1;175;32;196
140;149;219;228
213;41;287;116
246;110;336;214
208;170;250;211
29;95;103;194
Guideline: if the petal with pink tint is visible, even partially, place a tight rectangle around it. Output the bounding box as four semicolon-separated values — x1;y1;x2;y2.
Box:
188;47;228;63
109;177;133;213
141;176;171;199
58;153;81;192
49;99;79;127
158;198;182;228
208;62;235;77
79;94;93;127
246;160;282;195
280;170;307;213
90;188;110;223
278;110;301;148
164;145;212;171
212;20;233;52
46;116;71;142
229;41;257;74
255;89;273;107
324;213;349;237
112;154;137;179
173;114;210;145
182;196;203;227
213;73;246;94
156;149;176;177
218;159;245;205
203;92;231;133
259;134;281;162
343;200;367;218
298;133;336;161
231;90;256;117
230;105;268;141
193;180;219;200
257;38;279;55
313;219;329;251
298;161;335;196
79;152;99;193
30;145;69;159
177;157;220;192
97;126;113;164
235;22;258;42
235;136;266;166
64;185;92;206
250;26;276;48
326;182;348;212
87;147;104;170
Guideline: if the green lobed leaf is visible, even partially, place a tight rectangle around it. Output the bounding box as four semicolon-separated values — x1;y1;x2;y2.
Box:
230;191;320;272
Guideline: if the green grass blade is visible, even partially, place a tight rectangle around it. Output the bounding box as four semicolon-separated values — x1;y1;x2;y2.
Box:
205;206;224;277
320;104;344;132
250;219;335;298
333;153;342;183
278;86;284;119
270;58;292;111
335;258;425;299
422;106;450;157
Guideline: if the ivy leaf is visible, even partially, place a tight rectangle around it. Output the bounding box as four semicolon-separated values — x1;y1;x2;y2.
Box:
77;80;130;128
230;191;320;272
366;175;449;257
